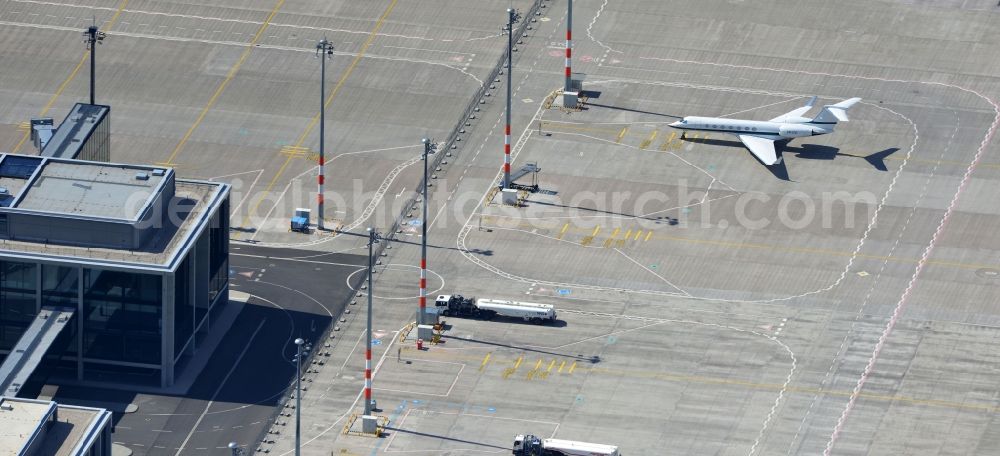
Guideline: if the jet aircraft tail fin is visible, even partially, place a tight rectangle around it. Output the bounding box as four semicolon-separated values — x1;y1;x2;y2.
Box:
811;97;861;125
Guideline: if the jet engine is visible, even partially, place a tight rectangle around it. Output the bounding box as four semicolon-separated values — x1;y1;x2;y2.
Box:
778;124;814;137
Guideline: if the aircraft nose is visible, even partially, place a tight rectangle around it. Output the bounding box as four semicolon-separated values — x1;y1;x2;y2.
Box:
669;121;681;127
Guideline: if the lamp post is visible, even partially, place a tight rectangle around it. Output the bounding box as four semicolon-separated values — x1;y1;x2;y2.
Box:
364;228;381;415
315;39;334;230
82;24;106;105
294;337;304;456
418;139;435;325
502;9;520;190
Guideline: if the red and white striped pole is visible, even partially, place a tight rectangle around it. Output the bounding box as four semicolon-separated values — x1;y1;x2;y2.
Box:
364;227;375;415
565;0;572;92
503;8;515;190
364;344;372;411
419;139;431;325
316;39;334;230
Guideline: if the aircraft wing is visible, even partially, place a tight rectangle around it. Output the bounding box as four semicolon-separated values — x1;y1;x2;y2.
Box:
738;134;780;165
769;96;817;122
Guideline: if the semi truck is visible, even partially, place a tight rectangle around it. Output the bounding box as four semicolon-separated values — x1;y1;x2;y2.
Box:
435;295;556;323
512;434;620;456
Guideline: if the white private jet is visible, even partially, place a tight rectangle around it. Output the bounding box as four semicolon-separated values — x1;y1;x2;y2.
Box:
669;97;861;166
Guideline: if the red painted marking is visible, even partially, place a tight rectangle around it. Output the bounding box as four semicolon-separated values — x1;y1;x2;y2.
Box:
317;194;324;204
566;48;571;58
565;67;571;77
419;278;426;288
317;175;324;185
420;258;426;269
567;30;571;40
503;163;511;172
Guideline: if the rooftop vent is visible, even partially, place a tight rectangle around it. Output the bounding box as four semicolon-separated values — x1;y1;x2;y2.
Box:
152;169;165;176
135;172;150;181
0;187;9;195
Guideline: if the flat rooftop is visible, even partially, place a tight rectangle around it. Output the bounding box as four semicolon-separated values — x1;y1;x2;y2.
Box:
16;161;164;219
37;406;106;456
0;397;108;456
0;179;225;270
40;103;109;160
0;397;51;454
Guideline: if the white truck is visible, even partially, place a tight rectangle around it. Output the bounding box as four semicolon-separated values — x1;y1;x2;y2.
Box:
435;295;556;323
513;434;620;456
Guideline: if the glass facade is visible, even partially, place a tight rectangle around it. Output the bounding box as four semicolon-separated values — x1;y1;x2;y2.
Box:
0;261;36;352
208;198;229;308
78;108;110;163
82;270;161;365
174;256;193;358
41;264;77;306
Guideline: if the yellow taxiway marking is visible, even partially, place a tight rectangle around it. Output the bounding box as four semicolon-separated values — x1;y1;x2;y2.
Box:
633;230;643;241
546;359;556;373
604;227;620;248
623;229;632;240
416;350;1000;414
161;0;286;167
639;130;659;149
616;126;629;143
514;355;524;370
481;215;998;272
660;132;676;151
480;352;491;371
280;145;310;158
533;359;543;370
236;0;399;235
557;222;570;240
12;0;131;153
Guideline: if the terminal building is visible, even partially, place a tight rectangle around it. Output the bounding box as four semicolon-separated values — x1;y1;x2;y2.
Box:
0;153;230;388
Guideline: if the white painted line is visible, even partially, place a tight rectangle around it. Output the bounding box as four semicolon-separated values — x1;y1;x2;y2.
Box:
174;319;266;455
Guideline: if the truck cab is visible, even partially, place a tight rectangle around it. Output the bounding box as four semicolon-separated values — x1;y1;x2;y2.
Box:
512;434;540;456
